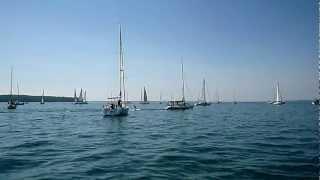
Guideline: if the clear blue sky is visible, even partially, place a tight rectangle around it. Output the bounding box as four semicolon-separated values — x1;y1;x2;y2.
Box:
0;0;317;101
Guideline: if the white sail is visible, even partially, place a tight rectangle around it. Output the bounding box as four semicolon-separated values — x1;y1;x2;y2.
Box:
74;89;77;102
271;82;285;105
41;89;44;104
84;90;87;102
202;79;206;102
143;87;147;102
79;88;83;102
181;60;185;102
276;82;280;102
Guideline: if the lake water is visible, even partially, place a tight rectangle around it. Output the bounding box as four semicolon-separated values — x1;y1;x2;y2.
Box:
0;101;318;179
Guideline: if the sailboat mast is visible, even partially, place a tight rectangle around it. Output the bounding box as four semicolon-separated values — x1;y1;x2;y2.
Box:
17;82;20;101
119;25;123;101
10;67;13;100
181;60;185;102
203;79;206;102
276;82;280;102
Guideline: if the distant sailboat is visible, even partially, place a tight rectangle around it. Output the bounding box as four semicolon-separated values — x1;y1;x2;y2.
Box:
40;89;45;104
166;61;194;110
271;82;285;105
216;90;222;104
159;92;162;104
195;79;211;106
140;86;149;104
15;82;24;105
103;25;129;116
74;88;88;104
8;67;17;109
233;90;237;104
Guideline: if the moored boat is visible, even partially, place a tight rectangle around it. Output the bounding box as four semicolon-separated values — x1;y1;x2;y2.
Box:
166;61;193;110
103;25;129;116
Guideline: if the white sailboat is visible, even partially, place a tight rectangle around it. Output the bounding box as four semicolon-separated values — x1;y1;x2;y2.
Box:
140;86;149;104
15;82;24;105
166;61;194;110
271;82;285;105
103;25;129;116
159;92;162;104
233;90;237;104
216;90;222;104
195;79;211;106
40;89;45;104
8;67;16;109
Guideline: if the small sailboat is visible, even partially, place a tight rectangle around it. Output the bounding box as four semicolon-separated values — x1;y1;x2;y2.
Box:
15;82;24;105
195;79;211;106
233;90;237;104
216;90;222;104
271;82;285;105
103;25;129;116
140;86;149;104
166;61;194;110
40;89;45;104
159;92;162;104
8;67;17;109
312;99;319;105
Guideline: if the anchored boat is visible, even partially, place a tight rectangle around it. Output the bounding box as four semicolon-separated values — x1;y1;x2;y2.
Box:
271;82;285;105
140;86;149;104
166;61;193;110
103;25;129;116
40;89;45;104
195;79;211;106
15;83;24;105
8;67;17;109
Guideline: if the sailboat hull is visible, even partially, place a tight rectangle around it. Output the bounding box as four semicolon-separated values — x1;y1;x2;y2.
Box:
140;102;149;104
8;103;16;109
166;102;194;110
272;101;285;105
15;102;24;105
195;102;211;106
103;106;129;116
74;102;88;104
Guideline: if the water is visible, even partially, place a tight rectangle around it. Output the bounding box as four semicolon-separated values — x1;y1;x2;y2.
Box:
0;101;318;179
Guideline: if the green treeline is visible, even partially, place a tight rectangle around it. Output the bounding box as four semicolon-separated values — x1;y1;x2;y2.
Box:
0;95;73;102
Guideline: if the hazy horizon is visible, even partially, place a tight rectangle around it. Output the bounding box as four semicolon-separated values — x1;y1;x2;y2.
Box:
0;0;317;101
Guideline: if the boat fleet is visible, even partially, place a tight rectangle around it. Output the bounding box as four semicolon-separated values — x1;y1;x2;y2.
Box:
6;26;313;115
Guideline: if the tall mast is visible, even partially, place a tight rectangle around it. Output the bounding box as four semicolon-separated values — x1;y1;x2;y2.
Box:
202;79;206;102
10;67;13;100
119;25;123;101
181;59;185;102
276;82;280;102
17;82;20;101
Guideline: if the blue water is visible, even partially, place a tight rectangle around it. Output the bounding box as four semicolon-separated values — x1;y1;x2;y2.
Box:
0;101;318;179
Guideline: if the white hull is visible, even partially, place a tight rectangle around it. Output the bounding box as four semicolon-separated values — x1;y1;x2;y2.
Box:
272;101;285;105
166;103;194;110
74;101;88;104
195;102;211;106
140;102;149;104
103;106;129;116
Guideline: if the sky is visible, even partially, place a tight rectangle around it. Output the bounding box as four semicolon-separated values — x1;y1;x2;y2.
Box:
0;0;317;101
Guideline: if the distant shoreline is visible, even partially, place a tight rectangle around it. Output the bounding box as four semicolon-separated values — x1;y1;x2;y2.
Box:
0;95;73;102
